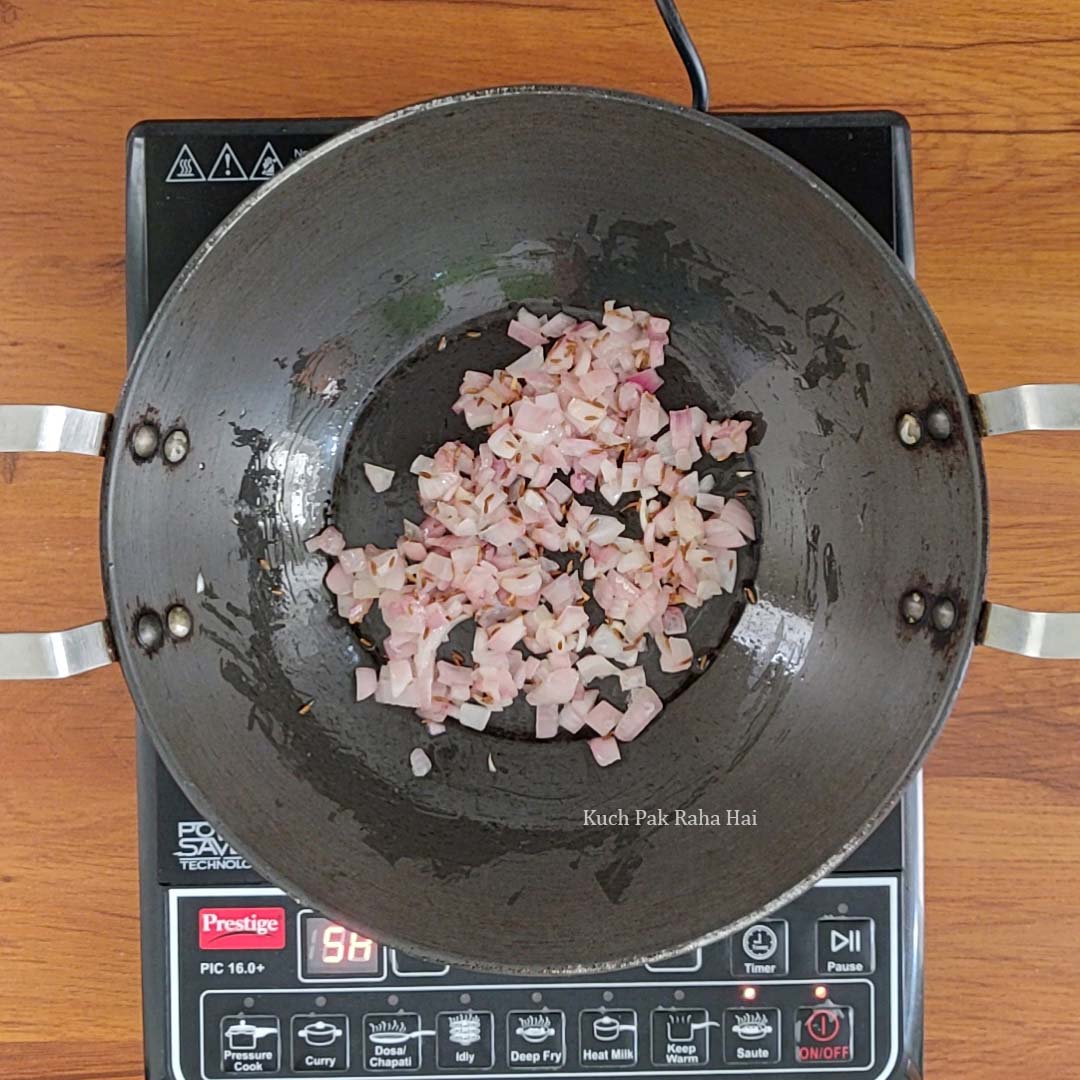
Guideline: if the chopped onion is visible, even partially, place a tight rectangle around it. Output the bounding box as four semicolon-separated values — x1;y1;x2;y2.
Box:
410;747;433;777
355;668;377;701
585;699;622;736
305;526;346;556
317;303;758;767
588;736;621;767
614;686;663;741
364;462;395;492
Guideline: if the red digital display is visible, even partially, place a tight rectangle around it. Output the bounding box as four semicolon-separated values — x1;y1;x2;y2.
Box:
302;914;380;976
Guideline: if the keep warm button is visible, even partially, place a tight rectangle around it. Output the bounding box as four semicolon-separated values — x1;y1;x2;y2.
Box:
795;1005;853;1064
817;918;875;974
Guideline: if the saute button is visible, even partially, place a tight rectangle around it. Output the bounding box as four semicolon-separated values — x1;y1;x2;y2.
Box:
579;1009;638;1067
506;1010;566;1069
723;1007;781;1065
291;1014;349;1073
364;1013;423;1072
816;918;875;974
220;1014;281;1074
794;1005;853;1064
650;1008;711;1068
436;1010;495;1070
731;920;789;977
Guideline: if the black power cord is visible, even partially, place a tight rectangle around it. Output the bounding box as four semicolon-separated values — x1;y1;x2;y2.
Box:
654;0;710;113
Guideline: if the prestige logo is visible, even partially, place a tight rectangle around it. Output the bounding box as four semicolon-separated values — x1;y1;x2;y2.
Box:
198;907;286;950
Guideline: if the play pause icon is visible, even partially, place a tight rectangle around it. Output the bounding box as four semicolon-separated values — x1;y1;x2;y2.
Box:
830;927;861;953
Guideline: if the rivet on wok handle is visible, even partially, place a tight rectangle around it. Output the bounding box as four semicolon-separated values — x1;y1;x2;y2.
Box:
897;413;923;447
900;591;926;624
135;611;164;651
926;406;952;441
163;428;190;465
931;597;957;632
166;605;193;640
131;423;159;459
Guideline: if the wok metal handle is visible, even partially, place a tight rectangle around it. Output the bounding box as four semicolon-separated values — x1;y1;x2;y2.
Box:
0;403;116;679
974;384;1080;659
0;404;110;455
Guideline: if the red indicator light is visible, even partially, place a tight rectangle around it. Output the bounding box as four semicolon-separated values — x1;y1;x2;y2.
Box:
813;984;829;1000
740;986;758;1001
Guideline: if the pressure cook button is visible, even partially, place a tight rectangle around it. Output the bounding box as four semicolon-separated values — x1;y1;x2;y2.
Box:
650;1008;712;1068
731;920;789;977
363;1013;423;1072
220;1014;281;1074
723;1007;781;1065
816;918;875;974
579;1010;638;1067
436;1010;495;1070
794;1005;853;1064
291;1014;349;1073
506;1010;566;1069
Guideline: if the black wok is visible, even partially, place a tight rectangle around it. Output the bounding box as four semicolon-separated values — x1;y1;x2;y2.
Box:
3;85;1078;974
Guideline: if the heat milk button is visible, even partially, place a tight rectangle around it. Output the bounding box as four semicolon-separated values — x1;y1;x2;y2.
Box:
579;1010;637;1067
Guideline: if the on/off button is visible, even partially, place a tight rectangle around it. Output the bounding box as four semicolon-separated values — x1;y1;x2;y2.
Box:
795;1005;853;1064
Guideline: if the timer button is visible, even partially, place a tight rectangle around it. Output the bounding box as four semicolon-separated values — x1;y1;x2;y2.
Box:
730;920;789;977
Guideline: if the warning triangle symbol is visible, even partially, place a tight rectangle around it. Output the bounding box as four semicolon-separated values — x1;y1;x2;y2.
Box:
250;142;285;181
207;142;248;182
165;143;205;183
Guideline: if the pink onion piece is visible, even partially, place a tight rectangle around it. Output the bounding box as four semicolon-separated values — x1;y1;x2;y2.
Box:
588;736;621;767
535;704;560;739
364;462;395;492
585;699;623;736
410;747;433;777
355;668;377;701
720;497;757;541
306;526;346;556
614;686;663;742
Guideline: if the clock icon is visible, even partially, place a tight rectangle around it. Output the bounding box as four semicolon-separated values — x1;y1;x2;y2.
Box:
742;924;779;962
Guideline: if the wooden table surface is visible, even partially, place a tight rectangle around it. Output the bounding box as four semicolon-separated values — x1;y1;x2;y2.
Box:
2;1;1079;1077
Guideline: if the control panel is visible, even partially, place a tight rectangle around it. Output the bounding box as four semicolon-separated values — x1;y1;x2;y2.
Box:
165;877;899;1079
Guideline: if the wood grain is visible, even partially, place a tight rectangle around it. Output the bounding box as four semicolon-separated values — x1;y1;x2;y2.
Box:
1;2;1079;1077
